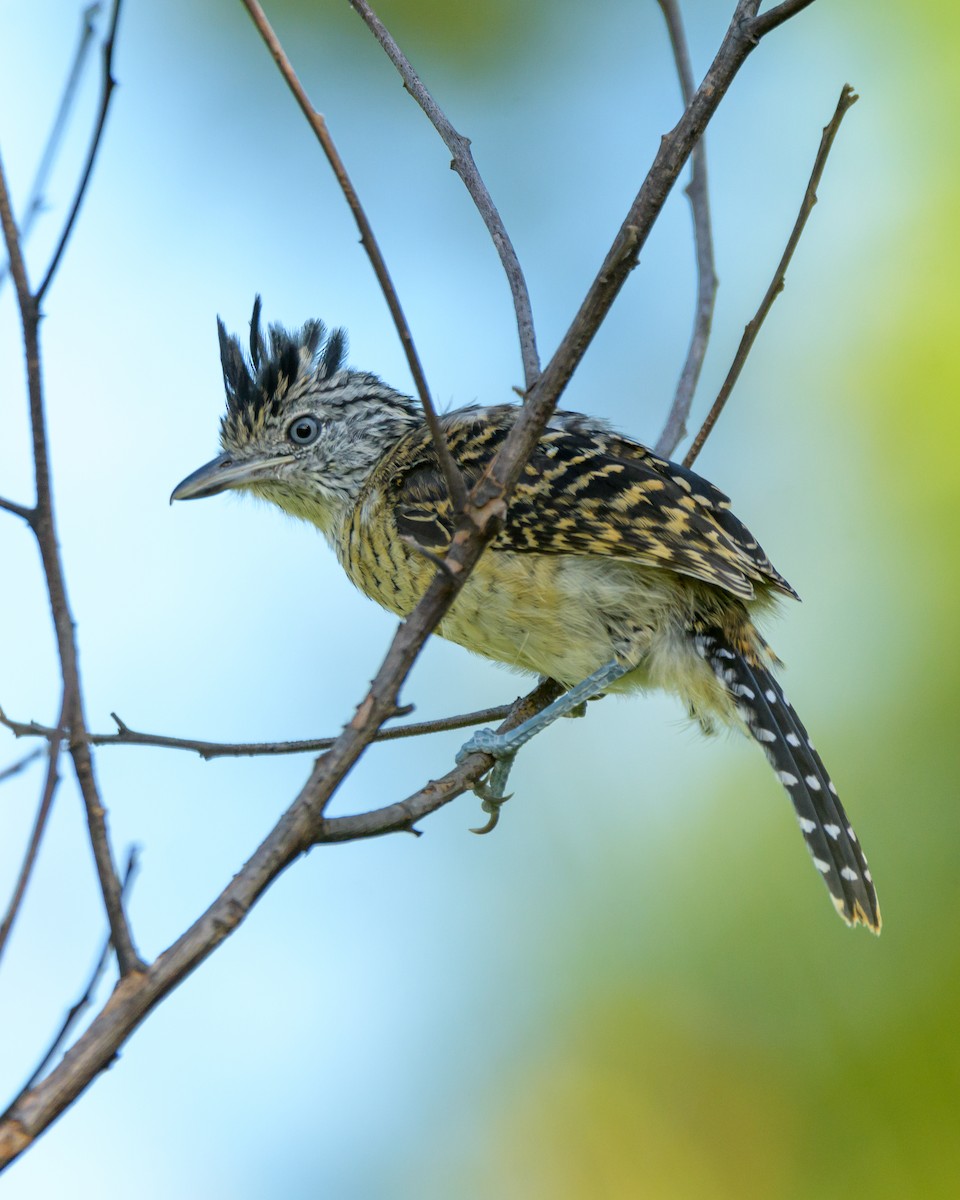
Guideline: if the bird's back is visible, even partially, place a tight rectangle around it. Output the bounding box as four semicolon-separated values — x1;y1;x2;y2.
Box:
348;403;796;607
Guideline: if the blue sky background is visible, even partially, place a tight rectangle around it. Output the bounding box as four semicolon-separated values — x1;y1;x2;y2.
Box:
2;2;956;1196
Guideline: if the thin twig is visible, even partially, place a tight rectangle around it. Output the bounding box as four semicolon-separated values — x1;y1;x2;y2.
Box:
683;83;857;467
749;0;818;38
0;702;517;759
484;1;785;494
239;0;468;513
0;677;562;1167
0;497;34;522
654;0;717;458
4;847;140;1112
347;0;540;391
0;748;43;784
0;131;142;975
35;0;122;305
0;5;101;291
0;719;64;967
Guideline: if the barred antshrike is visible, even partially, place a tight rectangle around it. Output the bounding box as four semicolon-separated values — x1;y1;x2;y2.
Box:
172;299;880;932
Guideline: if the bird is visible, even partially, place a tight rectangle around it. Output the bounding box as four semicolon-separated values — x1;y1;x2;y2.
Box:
171;298;880;933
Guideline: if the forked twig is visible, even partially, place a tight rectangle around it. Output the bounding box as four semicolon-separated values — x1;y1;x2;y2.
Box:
0;497;33;522
684;83;858;467
0;5;101;290
35;0;122;305
347;0;540;391
0;3;141;979
498;0;799;475
750;0;818;38
239;0;468;512
654;0;717;457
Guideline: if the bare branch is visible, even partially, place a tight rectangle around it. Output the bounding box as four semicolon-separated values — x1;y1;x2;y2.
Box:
0;703;518;758
684;83;857;467
0;679;562;1166
749;0;818;39
69;732;139;957
0;496;33;523
0;142;142;977
514;1;754;437
654;0;717;457
0;720;64;967
0;748;42;784
0;709;45;741
3;847;140;1112
0;5;101;291
0;162;34;304
35;0;122;306
239;0;468;512
347;0;540;390
315;679;565;841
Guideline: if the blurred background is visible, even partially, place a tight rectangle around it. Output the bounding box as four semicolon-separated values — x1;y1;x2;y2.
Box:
1;0;957;1195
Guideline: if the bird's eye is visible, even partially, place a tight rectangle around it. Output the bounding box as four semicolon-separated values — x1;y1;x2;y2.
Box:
287;415;321;446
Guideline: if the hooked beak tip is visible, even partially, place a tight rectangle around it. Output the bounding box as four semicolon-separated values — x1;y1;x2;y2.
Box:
170;453;239;504
170;451;296;504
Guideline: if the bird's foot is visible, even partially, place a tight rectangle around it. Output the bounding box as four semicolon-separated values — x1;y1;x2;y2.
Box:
455;662;629;834
457;729;517;834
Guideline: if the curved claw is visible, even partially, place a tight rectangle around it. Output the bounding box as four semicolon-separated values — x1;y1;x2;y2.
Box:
469;789;514;835
457;727;520;833
459;736;517;834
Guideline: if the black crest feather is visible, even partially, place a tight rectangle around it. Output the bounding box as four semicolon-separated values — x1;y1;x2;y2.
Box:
217;296;348;426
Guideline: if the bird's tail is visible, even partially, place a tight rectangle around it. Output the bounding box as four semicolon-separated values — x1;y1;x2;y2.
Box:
694;628;881;932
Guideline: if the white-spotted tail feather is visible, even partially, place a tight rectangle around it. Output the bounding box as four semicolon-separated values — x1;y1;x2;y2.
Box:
694;630;880;932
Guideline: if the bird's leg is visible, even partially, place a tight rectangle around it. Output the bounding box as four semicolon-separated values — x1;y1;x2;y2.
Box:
458;658;631;831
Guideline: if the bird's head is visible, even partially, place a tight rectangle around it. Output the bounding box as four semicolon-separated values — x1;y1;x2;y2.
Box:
171;297;419;534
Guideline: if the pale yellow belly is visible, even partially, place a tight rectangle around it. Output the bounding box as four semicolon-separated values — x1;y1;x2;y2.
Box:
445;552;712;692
341;528;732;716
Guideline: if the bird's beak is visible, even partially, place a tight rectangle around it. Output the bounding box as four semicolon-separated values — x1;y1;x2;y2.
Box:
169;452;295;503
